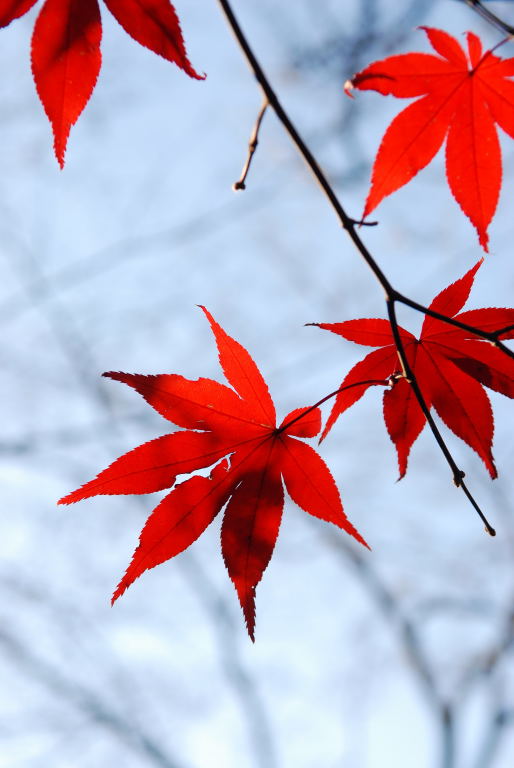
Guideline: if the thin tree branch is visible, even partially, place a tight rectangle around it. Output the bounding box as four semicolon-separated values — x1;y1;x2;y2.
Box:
0;628;184;768
441;703;457;768
215;0;394;294
493;323;514;339
464;0;514;36
387;299;495;536
233;97;268;190
215;0;502;532
473;707;514;768
395;291;514;362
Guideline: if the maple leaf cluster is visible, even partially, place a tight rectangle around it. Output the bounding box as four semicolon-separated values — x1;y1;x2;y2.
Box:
313;263;514;478
346;27;514;252
60;307;367;641
0;0;203;166
3;1;514;639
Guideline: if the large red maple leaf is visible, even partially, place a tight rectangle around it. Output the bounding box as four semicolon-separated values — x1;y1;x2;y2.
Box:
312;263;514;478
59;307;367;640
345;27;514;251
0;0;203;166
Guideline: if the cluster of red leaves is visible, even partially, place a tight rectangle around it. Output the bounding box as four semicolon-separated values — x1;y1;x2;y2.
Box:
59;307;367;640
346;27;514;252
313;263;514;478
2;3;513;637
0;0;203;166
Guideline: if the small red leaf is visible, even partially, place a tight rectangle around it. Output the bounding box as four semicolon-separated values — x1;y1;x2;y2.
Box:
112;460;231;603
280;436;369;548
349;27;514;250
438;339;514;399
421;261;482;338
383;372;426;479
315;265;514;478
200;306;276;427
62;310;366;640
58;431;226;503
311;318;405;347
103;372;262;438
31;0;102;167
363;90;454;220
221;442;283;642
3;0;203;162
421;346;496;478
103;0;204;79
280;407;321;438
0;0;37;27
437;307;514;341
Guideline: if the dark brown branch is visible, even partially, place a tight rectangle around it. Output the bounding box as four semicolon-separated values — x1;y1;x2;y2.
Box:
464;0;514;36
233;97;268;191
395;291;514;362
216;0;501;533
493;323;514;339
387;300;495;536
216;0;394;295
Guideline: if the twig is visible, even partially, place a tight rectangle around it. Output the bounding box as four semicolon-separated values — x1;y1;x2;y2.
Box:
395;290;514;362
233;97;268;190
387;299;496;536
493;323;514;339
441;704;457;768
473;707;513;768
464;0;514;36
216;0;502;533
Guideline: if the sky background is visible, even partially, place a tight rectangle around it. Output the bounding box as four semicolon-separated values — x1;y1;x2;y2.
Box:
1;1;514;767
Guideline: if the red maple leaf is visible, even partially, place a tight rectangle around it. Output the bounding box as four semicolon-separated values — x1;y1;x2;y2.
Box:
59;307;367;640
312;262;514;478
0;0;203;166
345;27;514;251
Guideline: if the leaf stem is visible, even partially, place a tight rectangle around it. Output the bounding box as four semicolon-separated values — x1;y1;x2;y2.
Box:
233;96;268;191
277;379;389;435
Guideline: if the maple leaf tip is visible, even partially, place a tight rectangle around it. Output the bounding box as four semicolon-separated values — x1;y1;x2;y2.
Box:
197;304;211;321
343;79;355;98
57;489;80;505
102;371;127;383
111;581;126;605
